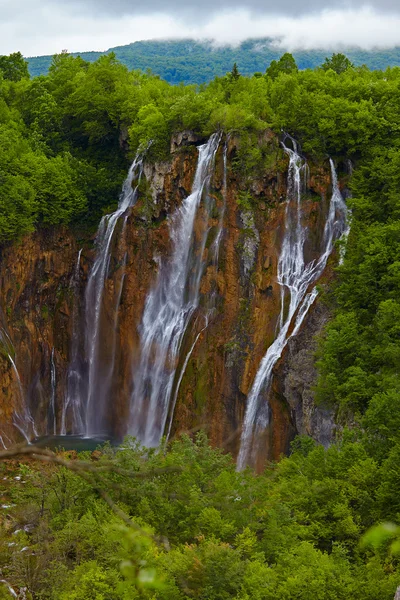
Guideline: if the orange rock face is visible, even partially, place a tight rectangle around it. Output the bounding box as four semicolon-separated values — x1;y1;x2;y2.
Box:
0;132;343;464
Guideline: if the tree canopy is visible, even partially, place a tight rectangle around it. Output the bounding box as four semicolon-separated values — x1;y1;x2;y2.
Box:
1;433;400;598
0;52;29;81
265;52;298;78
321;53;355;74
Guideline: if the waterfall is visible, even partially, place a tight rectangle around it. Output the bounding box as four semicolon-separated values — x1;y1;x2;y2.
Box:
104;251;127;399
10;355;38;443
339;159;352;265
165;138;227;443
130;133;222;447
62;248;83;435
0;327;36;443
211;138;228;268
49;348;57;435
84;154;144;436
237;137;348;470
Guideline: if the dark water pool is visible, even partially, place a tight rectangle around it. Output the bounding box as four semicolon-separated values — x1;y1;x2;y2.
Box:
31;435;118;452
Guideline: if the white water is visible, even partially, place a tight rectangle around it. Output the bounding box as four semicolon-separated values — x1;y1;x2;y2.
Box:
165;141;227;441
0;580;17;598
130;133;222;447
104;251;127;398
0;429;12;448
49;348;57;435
84;154;144;436
165;314;209;444
9;355;37;443
211;138;228;268
62;248;83;435
338;159;352;265
0;326;37;442
237;138;348;469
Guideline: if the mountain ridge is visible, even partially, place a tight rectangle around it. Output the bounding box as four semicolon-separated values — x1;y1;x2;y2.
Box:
26;38;400;84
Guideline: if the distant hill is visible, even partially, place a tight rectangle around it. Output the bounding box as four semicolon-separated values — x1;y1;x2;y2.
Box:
26;39;400;84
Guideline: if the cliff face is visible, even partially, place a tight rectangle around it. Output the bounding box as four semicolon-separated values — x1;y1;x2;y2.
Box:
0;228;79;444
0;131;340;462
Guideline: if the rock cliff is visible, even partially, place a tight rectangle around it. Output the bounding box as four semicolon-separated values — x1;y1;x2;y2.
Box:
0;131;343;464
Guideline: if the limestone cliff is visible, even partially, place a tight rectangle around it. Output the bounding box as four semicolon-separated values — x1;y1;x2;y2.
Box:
0;131;343;462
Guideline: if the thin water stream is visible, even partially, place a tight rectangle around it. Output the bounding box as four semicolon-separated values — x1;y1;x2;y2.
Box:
84;154;144;436
0;328;37;444
62;248;83;435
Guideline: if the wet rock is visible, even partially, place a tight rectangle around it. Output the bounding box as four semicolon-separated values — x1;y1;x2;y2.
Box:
278;301;336;447
170;130;203;153
240;210;260;280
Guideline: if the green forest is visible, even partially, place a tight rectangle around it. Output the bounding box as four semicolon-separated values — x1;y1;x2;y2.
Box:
26;38;400;84
2;49;400;598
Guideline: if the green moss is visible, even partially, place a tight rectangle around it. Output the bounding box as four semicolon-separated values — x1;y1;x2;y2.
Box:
225;297;253;369
237;191;253;211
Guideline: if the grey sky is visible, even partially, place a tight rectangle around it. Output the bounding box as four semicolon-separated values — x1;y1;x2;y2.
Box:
41;0;400;17
1;0;400;57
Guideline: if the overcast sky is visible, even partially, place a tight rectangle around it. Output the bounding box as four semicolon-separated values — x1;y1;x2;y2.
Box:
2;0;400;57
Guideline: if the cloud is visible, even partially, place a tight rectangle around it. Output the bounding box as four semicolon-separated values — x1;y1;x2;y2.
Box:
36;0;400;18
1;1;400;57
197;7;400;49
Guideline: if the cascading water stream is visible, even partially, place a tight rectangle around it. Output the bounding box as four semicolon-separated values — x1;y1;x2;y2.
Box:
0;328;36;443
211;138;228;268
101;251;127;405
165;139;227;443
84;154;144;436
237;138;348;470
49;348;57;435
130;133;222;447
9;356;32;443
62;248;83;435
338;159;352;265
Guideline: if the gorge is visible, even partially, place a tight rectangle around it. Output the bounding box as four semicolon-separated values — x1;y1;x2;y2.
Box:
0;130;348;467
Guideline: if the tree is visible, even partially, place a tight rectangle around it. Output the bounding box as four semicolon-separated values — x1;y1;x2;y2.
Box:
0;52;29;81
321;53;354;74
229;62;241;81
266;53;298;79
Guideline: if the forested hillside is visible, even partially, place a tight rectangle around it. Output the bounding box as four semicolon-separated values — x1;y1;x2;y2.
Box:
1;49;400;598
27;38;400;84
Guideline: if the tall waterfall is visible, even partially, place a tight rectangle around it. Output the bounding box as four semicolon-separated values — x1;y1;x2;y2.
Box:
237;137;348;470
62;248;84;435
83;154;144;436
130;133;222;447
49;348;57;435
164;139;228;443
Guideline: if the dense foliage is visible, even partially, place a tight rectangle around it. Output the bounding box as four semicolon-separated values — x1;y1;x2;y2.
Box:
2;47;400;597
1;433;399;599
26;39;400;84
3;47;400;243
